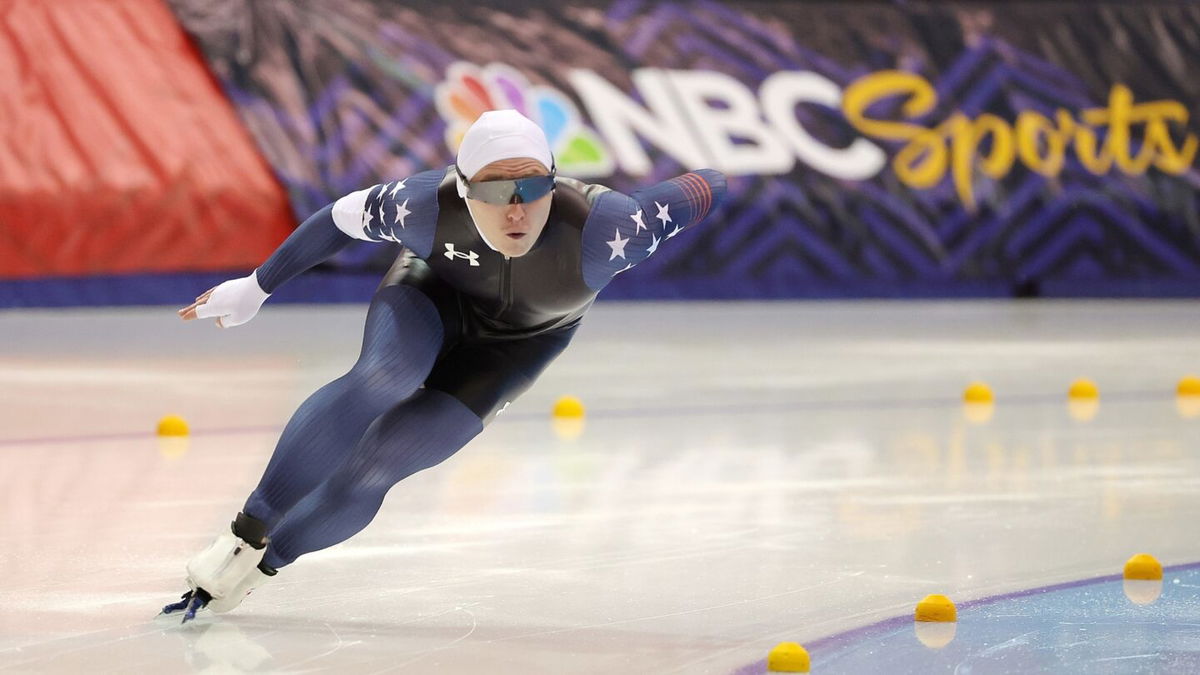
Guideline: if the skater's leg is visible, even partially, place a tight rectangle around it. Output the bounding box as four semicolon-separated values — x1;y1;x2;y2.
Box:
242;282;444;526
263;389;483;569
262;326;578;569
167;258;459;619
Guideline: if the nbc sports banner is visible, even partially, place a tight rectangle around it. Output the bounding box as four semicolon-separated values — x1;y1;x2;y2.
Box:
167;0;1200;298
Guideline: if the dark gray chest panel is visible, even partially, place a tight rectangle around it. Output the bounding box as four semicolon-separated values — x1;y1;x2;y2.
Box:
424;174;597;335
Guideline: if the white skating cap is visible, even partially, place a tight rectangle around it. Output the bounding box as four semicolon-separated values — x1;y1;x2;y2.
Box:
456;110;553;180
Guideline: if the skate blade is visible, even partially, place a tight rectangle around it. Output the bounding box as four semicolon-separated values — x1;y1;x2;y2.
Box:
181;589;212;623
157;589;212;622
159;591;193;616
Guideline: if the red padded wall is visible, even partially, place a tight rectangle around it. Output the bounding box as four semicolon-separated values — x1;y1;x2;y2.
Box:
0;0;294;279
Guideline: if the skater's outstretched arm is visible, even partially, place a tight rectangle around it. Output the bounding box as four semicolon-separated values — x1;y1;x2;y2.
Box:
579;169;726;290
177;168;445;327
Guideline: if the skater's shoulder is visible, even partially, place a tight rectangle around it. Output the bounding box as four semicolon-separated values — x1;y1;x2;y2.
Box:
556;176;614;207
376;167;453;203
574;180;635;226
331;169;447;249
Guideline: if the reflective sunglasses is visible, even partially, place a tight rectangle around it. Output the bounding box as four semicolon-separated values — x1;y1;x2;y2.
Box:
457;168;556;206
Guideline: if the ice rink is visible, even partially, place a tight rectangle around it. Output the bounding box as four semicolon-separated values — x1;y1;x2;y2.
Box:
2;300;1199;673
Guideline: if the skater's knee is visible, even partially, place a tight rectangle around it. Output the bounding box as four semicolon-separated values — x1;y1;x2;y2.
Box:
342;358;425;403
350;391;485;479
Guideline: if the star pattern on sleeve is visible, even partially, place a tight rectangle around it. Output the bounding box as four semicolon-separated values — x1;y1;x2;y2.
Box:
369;196;393;242
332;168;444;253
646;233;660;256
607;228;629;260
581;170;725;291
630;209;647;234
362;205;374;232
654;201;672;229
372;180;411;242
394;199;411;229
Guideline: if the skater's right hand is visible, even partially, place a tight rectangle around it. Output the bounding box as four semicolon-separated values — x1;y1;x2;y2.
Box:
178;271;271;328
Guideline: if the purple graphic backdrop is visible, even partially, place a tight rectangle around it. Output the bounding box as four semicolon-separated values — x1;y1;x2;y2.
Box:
167;0;1200;299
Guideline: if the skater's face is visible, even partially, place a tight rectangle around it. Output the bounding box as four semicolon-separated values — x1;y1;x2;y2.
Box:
465;158;554;257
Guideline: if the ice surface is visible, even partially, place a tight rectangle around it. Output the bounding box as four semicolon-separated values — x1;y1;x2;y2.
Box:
2;301;1198;673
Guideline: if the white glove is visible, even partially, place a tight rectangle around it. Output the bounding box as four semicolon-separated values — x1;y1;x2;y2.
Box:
194;271;271;328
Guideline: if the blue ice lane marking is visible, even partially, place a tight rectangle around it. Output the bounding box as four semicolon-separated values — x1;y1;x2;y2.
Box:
803;564;1200;674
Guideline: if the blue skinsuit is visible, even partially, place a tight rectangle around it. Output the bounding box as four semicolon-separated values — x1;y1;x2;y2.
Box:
239;167;725;568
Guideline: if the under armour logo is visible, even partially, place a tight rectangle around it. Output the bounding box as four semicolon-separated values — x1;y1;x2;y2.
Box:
444;243;480;266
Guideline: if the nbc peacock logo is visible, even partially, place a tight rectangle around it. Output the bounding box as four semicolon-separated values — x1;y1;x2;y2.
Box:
435;62;614;177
